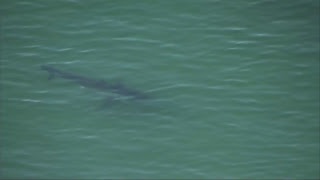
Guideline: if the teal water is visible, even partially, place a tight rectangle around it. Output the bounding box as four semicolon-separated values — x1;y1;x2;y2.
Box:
1;0;319;179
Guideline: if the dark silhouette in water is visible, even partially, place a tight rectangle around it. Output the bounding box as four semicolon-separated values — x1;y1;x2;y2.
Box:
41;65;148;100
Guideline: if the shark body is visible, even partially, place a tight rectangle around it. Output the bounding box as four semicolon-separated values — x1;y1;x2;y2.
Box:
41;65;148;100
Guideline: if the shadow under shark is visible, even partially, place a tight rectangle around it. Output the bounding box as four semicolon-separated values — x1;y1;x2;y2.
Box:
41;65;149;101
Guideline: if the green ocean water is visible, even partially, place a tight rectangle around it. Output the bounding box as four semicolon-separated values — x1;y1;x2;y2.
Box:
1;0;319;179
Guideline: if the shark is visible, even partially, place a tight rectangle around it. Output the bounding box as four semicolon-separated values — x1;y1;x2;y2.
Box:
41;65;148;100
